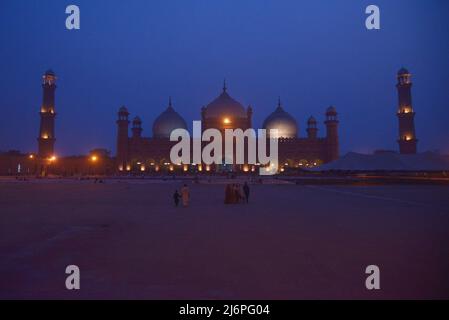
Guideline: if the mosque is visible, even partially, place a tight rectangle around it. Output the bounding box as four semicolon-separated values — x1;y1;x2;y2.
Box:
0;68;419;175
116;82;339;173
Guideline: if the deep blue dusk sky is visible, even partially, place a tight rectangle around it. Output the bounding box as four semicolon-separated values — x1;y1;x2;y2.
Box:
0;0;448;156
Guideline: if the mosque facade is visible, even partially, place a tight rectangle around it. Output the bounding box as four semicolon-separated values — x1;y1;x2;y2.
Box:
116;82;339;173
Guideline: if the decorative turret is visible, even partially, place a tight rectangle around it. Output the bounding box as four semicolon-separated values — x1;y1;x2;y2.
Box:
307;116;318;139
247;105;253;128
325;106;339;162
132;116;143;138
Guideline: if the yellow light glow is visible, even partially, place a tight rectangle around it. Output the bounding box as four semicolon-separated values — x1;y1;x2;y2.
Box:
118;165;123;171
280;167;285;172
169;165;174;171
42;134;49;139
49;156;56;162
29;154;34;159
183;165;188;172
206;165;210;172
243;165;249;172
223;118;231;124
126;165;131;171
140;165;145;171
90;155;98;162
198;164;203;172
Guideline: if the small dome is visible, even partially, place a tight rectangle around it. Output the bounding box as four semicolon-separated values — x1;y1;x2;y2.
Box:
133;116;142;124
307;116;317;124
118;106;129;114
45;69;56;76
203;83;247;119
262;99;298;138
398;67;410;76
326;106;337;115
152;99;188;138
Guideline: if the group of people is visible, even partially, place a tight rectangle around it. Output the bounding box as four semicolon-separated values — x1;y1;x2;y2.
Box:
225;182;250;204
172;181;251;207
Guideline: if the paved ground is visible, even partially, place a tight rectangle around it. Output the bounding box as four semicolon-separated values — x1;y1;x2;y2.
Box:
0;179;448;299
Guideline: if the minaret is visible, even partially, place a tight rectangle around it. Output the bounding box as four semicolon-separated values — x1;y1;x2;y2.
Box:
38;70;57;158
307;116;318;139
116;106;130;171
396;68;417;154
325;106;339;162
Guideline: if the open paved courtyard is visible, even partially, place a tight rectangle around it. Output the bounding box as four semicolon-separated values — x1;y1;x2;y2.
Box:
1;179;448;299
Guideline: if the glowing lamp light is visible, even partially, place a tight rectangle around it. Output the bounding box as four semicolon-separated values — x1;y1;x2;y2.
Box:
140;165;145;172
90;155;98;162
42;134;49;139
206;165;211;172
223;118;231;125
29;154;34;159
49;156;57;162
126;165;131;171
169;165;174;171
118;165;123;171
183;165;188;172
243;165;249;172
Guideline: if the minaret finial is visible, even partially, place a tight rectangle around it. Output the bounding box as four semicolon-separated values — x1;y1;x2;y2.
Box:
223;79;227;92
168;96;172;108
277;96;282;108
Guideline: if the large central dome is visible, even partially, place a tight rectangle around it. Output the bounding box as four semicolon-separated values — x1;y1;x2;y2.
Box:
204;83;247;119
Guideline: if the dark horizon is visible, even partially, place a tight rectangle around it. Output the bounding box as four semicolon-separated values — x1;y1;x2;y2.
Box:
0;0;448;156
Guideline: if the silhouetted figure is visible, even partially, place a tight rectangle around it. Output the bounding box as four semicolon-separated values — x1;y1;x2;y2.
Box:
173;190;180;207
243;182;250;203
224;184;233;204
234;184;243;203
181;184;190;207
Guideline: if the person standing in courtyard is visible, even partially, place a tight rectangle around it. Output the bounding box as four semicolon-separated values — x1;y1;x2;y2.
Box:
243;182;250;203
181;184;190;207
224;184;232;204
173;190;180;207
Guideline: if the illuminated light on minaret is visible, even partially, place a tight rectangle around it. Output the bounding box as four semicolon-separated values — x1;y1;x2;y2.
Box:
396;68;418;154
38;69;57;158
